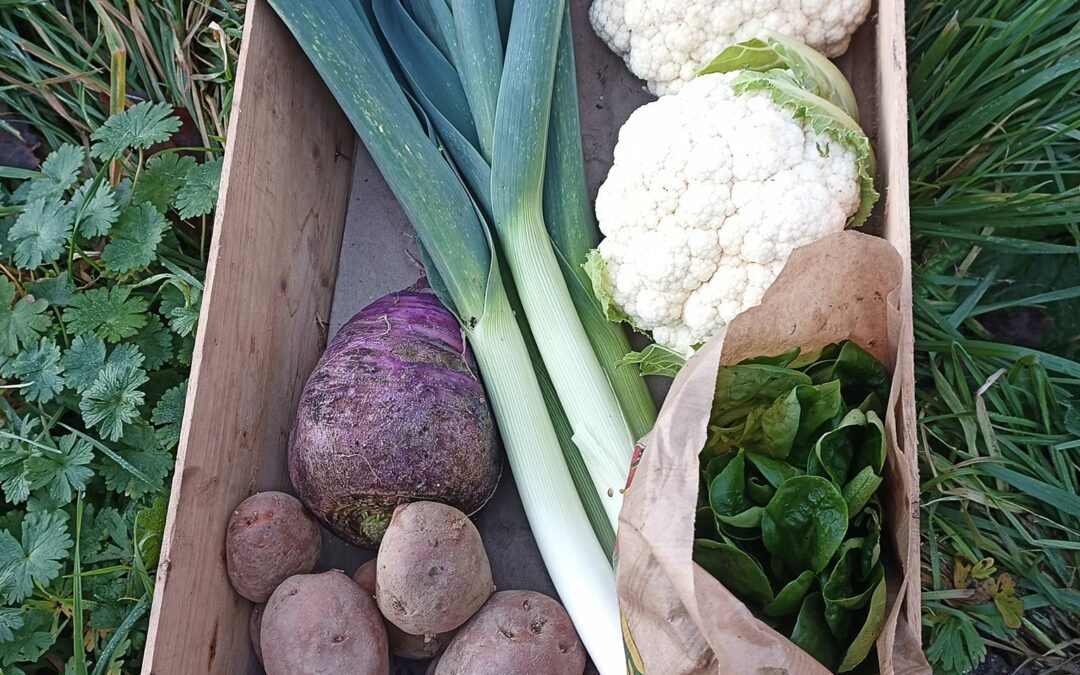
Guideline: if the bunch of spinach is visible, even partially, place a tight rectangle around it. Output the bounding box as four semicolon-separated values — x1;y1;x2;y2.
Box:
695;341;891;672
0;102;219;673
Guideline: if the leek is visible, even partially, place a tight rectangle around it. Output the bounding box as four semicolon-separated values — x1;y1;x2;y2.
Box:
491;0;636;528
269;1;623;671
375;0;618;553
375;0;645;527
542;10;658;442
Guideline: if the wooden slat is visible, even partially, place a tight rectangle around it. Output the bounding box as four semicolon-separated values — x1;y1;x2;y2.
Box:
141;0;355;671
875;0;925;659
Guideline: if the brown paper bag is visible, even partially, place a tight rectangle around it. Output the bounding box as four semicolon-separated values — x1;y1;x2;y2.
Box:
615;231;929;674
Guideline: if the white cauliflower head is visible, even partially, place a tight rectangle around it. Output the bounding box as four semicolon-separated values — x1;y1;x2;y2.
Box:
590;0;872;95
591;71;868;355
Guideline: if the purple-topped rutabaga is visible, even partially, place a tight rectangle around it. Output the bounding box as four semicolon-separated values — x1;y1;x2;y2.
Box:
288;280;500;548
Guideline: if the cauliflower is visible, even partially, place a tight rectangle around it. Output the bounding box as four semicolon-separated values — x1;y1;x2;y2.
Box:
590;0;871;95
588;39;876;355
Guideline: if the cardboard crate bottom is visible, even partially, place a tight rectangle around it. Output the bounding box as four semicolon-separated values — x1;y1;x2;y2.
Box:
142;0;914;673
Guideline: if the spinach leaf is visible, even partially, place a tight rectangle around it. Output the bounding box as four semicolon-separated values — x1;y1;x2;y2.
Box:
762;476;848;574
746;476;776;506
704;453;734;486
739;347;802;367
837;576;887;672
856;410;887;474
822;540;884;639
843;466;883;514
739;387;801;458
808;410;861;484
693;539;774;609
717;505;765;529
712;365;811;426
856;505;883;580
698;341;892;664
790;592;841;671
764;569;816;617
746;452;801;487
695;506;719;539
809;341;890;409
794;380;843;447
709;451;748;516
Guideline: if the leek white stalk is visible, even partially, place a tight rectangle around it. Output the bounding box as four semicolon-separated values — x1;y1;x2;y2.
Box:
468;280;623;674
492;0;636;529
543;9;658;442
269;1;624;670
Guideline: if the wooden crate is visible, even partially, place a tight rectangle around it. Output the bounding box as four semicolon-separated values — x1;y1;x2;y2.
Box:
142;0;914;672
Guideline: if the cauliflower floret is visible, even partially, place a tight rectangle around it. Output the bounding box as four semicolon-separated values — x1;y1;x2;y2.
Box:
590;0;872;95
594;73;860;354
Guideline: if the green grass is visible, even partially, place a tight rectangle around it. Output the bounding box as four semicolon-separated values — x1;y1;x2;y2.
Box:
0;0;243;153
908;0;1080;671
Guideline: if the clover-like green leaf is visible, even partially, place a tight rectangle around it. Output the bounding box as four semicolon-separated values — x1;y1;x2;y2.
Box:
63;286;148;342
159;284;200;336
70;180;120;238
61;335;107;393
9;338;64;403
102;202;169;274
133;315;173;371
152;381;187;449
23;434;93;505
172;156;222;219
7;199;74;269
78;362;149;441
133;153;197;212
23;275;75;308
0;278;51;356
25;144;84;202
90;102;181;160
98;445;170;499
0;509;73;603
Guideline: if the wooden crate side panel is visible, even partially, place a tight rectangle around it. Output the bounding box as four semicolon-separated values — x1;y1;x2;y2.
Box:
142;0;355;672
878;0;919;630
876;0;925;664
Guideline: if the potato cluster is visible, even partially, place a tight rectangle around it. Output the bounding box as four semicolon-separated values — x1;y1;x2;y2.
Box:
226;496;586;674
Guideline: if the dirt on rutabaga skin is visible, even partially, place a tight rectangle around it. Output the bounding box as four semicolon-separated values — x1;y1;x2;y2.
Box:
288;281;501;548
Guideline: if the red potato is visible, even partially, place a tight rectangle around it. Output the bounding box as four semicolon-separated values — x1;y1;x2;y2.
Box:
249;603;265;663
225;491;321;602
261;571;389;675
433;591;586;675
355;555;452;659
353;558;377;596
376;502;493;636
